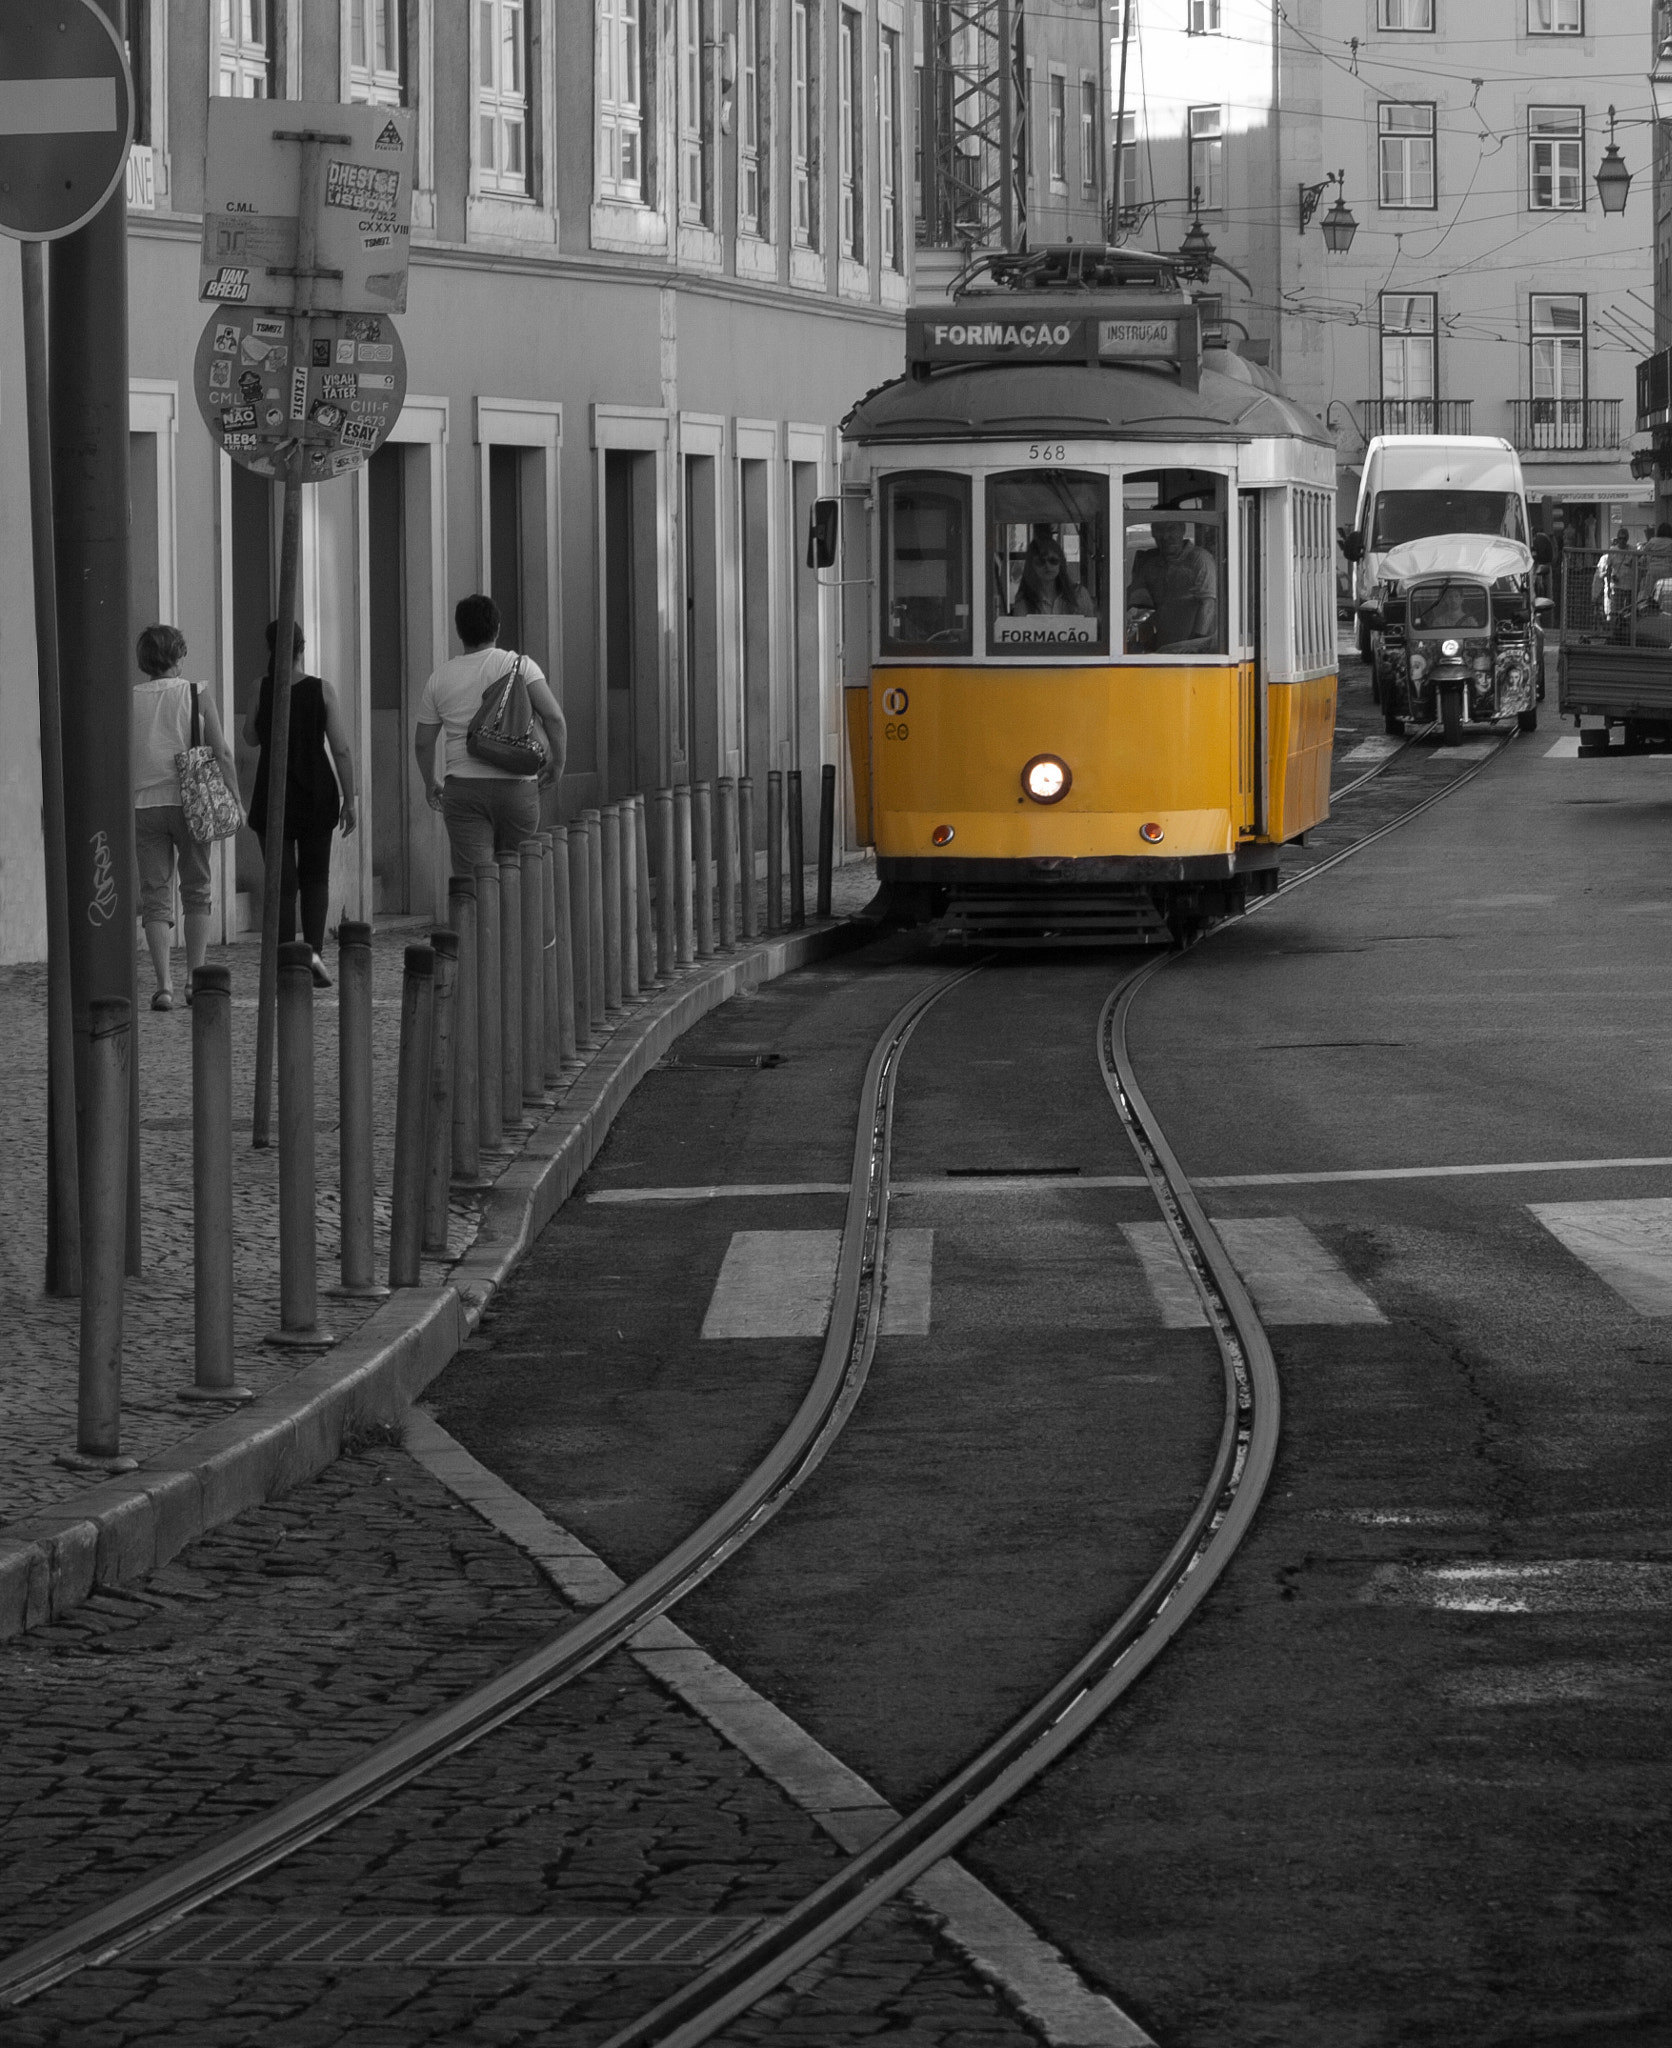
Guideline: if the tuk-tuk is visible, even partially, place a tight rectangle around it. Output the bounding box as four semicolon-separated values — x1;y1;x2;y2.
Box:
1366;534;1546;744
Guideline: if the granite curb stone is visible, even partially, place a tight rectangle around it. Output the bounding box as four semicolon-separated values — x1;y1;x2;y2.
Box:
0;919;866;1644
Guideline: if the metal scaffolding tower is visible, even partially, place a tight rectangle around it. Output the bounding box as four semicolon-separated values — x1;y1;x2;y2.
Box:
918;0;1027;253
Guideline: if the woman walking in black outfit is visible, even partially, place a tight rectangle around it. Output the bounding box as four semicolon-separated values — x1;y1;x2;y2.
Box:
244;621;358;986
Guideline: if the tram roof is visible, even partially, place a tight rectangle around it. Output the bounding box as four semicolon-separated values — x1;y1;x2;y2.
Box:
842;350;1331;450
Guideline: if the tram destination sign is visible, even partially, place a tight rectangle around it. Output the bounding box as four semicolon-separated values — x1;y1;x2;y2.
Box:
193;306;407;480
907;301;1201;385
200;99;416;313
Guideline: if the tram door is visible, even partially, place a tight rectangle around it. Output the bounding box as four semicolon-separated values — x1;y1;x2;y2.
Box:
1237;491;1268;837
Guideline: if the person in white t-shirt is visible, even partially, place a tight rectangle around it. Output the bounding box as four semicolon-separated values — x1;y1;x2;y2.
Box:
414;593;567;878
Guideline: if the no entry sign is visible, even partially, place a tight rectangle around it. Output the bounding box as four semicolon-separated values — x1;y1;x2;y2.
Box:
0;3;133;241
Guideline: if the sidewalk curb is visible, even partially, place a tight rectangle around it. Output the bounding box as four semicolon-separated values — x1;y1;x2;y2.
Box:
0;920;866;1644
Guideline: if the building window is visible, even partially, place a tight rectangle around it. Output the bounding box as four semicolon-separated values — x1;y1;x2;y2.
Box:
679;0;710;223
1115;110;1138;221
1380;293;1436;397
599;0;643;202
1048;73;1067;190
479;0;528;193
1378;102;1436;208
740;0;768;236
218;0;273;96
1378;0;1433;27
792;1;820;248
1531;294;1586;402
839;8;863;258
128;2;152;142
880;27;902;270
1189;0;1221;31
1188;106;1222;212
1529;106;1583;210
1528;0;1581;29
1081;80;1099;198
349;0;403;105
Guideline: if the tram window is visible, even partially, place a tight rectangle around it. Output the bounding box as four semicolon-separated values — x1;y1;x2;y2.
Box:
882;474;972;656
1123;470;1228;656
988;471;1109;655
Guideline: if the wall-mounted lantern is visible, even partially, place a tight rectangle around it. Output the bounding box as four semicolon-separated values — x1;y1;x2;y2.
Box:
1299;169;1358;253
1595;105;1632;214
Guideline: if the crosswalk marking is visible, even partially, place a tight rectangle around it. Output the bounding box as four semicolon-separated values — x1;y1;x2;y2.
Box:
1544;734;1580;758
701;1231;840;1338
1118;1223;1207;1328
1528;1198;1672;1314
1340;735;1403;763
700;1229;935;1339
1214;1216;1387;1324
1428;740;1498;761
879;1228;934;1335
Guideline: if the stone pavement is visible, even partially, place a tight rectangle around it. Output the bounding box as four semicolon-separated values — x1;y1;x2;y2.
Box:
0;855;876;1612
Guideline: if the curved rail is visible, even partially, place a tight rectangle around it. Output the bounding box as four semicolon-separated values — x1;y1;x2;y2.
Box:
594;964;1282;2048
0;965;980;2009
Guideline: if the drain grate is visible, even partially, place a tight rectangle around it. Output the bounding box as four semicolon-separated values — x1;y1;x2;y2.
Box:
125;1915;764;1971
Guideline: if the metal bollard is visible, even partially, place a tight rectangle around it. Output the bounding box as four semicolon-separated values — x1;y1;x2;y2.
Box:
693;781;715;958
388;943;435;1290
621;804;641;1000
568;818;596;1051
653;788;676;979
519;837;548;1104
766;769;784;935
75;997;132;1460
422;929;460;1258
475;860;505;1152
717;777;739;951
539;833;564;1081
673;784;696;966
551;828;581;1066
739;773;759;940
497;850;527;1132
633;795;656;990
600;805;625;1015
448;878;482;1185
334;920;386;1294
788;767;806;931
584;808;607;1033
269;941;334;1348
186;965;249;1401
817;762;836;919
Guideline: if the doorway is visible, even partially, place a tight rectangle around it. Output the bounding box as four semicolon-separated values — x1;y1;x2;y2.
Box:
367;443;407;913
603;448;662;800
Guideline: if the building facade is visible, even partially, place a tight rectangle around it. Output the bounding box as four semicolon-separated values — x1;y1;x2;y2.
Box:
0;1;916;964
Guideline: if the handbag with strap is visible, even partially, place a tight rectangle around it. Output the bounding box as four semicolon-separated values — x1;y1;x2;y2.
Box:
175;685;243;844
465;653;545;777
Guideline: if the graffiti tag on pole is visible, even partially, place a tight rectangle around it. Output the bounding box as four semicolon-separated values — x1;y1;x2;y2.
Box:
87;830;116;924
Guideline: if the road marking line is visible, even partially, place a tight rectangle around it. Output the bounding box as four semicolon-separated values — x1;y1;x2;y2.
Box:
404;1410;1154;2047
1340;735;1404;762
1361;1559;1672;1613
1197;1157;1672;1188
588;1182;849;1203
880;1228;934;1335
1214;1216;1386;1324
1119;1222;1208;1328
1528;1196;1672;1314
701;1230;840;1338
0;78;119;135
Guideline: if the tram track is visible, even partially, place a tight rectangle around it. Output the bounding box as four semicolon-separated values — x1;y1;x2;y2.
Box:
0;710;1518;2039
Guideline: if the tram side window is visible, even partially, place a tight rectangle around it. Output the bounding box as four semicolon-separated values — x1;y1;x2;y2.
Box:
882;475;972;656
1123;470;1228;656
988;471;1109;655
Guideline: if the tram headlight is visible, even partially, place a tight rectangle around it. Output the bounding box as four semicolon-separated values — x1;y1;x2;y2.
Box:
1021;754;1071;804
1441;638;1461;658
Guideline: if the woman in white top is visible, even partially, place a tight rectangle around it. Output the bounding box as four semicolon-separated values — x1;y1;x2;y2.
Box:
132;624;240;1011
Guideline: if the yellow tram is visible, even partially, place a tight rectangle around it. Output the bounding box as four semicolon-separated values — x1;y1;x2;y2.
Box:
839;249;1338;943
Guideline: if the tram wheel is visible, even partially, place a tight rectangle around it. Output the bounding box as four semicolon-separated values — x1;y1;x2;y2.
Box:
1517;705;1539;735
1440;686;1464;746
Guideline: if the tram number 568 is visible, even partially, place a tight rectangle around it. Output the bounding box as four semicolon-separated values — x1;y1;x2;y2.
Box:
1028;443;1067;462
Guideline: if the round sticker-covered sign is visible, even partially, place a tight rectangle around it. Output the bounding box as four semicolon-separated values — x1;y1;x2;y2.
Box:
193;307;407;480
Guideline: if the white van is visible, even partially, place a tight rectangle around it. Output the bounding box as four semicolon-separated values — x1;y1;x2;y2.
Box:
1342;435;1531;656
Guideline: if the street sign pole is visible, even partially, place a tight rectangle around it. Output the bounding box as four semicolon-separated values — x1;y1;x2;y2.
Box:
21;242;82;1299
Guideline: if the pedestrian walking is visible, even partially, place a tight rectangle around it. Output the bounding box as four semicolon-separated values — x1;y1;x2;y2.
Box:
244;622;358;988
413;593;567;875
1641;523;1672;612
132;625;241;1012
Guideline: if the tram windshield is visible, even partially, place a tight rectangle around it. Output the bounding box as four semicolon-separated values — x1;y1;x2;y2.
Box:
1123;470;1227;656
882;473;972;656
988;472;1109;655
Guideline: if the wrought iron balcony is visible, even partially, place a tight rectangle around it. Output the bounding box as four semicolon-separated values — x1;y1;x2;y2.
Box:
1508;398;1623;451
1359;398;1474;436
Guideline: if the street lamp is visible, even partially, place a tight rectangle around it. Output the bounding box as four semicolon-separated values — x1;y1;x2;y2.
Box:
1299;169;1358;252
1176;216;1216;281
1595;105;1632;214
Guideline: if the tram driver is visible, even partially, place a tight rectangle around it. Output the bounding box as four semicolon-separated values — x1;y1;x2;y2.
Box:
1127;520;1218;653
